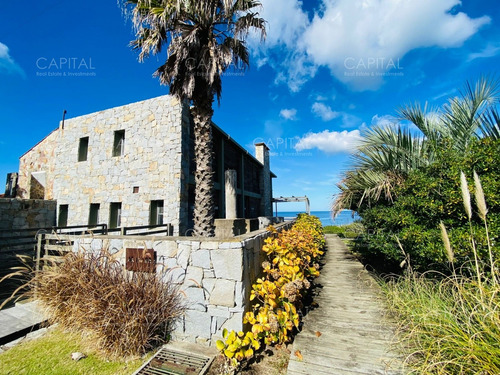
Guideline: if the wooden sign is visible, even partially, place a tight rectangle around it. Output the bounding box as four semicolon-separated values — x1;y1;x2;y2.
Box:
126;248;156;273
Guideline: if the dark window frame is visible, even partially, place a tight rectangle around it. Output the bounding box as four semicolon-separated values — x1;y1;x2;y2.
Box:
109;202;122;229
58;204;69;227
88;203;100;226
78;137;89;162
150;200;164;226
112;130;125;157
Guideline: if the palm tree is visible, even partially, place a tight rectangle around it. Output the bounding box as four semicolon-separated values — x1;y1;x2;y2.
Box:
332;77;499;215
123;0;266;236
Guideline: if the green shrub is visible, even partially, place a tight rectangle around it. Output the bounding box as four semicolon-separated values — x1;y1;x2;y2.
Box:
382;180;500;374
357;138;500;273
323;222;364;238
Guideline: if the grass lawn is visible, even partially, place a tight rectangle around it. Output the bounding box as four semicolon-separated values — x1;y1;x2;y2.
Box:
0;327;147;375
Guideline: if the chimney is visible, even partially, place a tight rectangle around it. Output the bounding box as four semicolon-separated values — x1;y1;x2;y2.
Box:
255;143;272;217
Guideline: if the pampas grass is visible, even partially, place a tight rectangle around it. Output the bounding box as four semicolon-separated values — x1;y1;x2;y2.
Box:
439;221;454;264
460;171;482;293
473;170;496;285
1;248;185;359
382;171;500;374
460;171;472;220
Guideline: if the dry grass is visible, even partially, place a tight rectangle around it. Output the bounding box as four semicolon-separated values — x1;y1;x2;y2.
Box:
2;247;185;359
382;171;500;374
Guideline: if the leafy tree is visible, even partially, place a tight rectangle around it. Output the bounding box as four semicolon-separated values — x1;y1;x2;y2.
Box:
123;0;266;236
333;77;499;215
356;138;500;273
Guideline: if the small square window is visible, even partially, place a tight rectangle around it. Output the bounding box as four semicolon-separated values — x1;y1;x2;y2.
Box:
113;130;125;157
78;137;89;162
133;186;139;194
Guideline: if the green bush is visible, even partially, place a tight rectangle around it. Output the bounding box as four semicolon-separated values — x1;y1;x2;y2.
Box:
356;138;500;273
323;222;364;238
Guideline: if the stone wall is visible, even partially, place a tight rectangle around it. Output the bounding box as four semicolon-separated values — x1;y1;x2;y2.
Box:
70;221;294;345
18;95;190;235
0;199;56;230
18;129;59;200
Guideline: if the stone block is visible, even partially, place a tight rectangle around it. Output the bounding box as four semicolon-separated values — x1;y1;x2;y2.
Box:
215;219;247;238
169;267;186;284
154;240;178;258
203;278;216;297
209;279;235;307
191;249;211;269
183;266;204;288
184;310;212;339
218;241;243;249
182;287;206;312
234;281;245;308
220;313;244;334
244;238;255;250
207;306;231;319
199;241;219;250
177;244;191;269
211;248;243;281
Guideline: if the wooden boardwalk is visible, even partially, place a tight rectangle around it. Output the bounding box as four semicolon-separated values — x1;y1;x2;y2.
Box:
287;235;404;375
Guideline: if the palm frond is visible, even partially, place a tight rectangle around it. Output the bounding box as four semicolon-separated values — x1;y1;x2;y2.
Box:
124;0;266;103
442;76;499;151
480;107;500;140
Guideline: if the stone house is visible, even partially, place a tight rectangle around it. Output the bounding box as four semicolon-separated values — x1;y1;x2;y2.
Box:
16;95;274;235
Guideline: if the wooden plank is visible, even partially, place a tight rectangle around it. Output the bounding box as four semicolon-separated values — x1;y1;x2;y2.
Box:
287;235;403;375
41;255;64;263
44;245;72;252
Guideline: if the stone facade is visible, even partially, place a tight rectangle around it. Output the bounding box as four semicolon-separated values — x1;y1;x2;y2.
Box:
54;96;189;234
0;199;56;230
18;130;59;200
17;95;273;235
70;221;294;345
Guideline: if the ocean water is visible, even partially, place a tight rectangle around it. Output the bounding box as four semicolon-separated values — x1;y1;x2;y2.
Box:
277;210;360;227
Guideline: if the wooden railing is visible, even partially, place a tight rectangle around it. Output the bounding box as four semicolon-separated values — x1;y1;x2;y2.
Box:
0;223;172;307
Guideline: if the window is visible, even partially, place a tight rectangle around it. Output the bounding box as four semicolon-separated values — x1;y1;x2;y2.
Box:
113;130;125;157
150;200;164;226
109;202;122;229
78;137;89;162
58;204;69;227
88;203;100;226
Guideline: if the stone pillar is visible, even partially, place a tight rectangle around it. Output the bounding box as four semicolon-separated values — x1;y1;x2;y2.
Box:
255;143;272;217
225;169;237;219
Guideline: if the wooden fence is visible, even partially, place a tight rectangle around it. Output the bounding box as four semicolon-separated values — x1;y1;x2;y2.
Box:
0;223;172;307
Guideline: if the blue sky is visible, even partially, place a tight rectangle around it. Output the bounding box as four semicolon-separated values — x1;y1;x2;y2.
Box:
1;0;499;211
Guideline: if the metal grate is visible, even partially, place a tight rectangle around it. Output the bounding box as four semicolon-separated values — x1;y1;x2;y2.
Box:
134;347;212;375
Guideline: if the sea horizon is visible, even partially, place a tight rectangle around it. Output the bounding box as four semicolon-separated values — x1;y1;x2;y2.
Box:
276;210;360;227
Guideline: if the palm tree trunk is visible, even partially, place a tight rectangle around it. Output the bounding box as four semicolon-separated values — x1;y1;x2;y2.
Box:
191;99;215;237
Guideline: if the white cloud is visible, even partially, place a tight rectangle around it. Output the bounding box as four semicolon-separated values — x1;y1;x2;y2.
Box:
253;0;490;91
467;43;500;62
371;114;397;128
295;129;362;154
0;42;25;77
312;102;340;121
279;108;298;120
